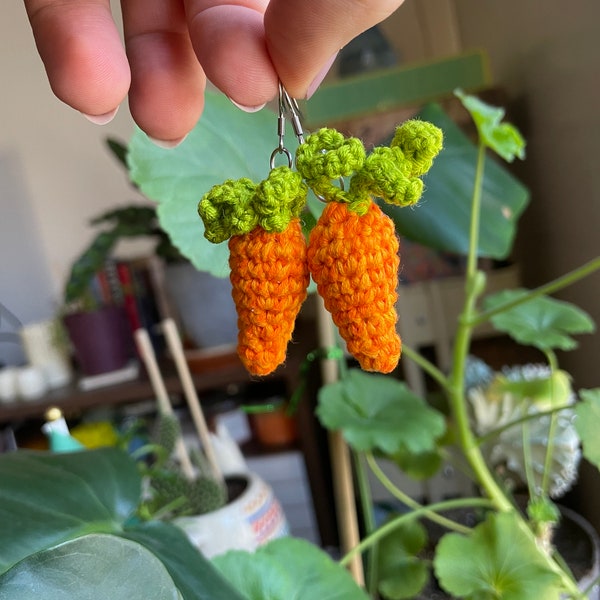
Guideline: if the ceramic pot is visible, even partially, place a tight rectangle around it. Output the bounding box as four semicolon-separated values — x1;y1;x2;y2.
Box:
63;306;132;376
174;472;289;558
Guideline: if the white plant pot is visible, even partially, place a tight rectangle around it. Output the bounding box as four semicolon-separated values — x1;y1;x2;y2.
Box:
174;472;289;558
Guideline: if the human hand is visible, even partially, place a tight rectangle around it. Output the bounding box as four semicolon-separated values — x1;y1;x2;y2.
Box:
24;0;404;146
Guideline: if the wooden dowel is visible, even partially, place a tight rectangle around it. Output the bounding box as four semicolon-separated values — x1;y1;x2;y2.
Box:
134;328;195;480
315;295;364;586
161;318;223;483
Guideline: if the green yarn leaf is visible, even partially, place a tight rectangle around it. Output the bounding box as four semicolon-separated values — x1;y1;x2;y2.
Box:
383;103;530;259
128;91;296;277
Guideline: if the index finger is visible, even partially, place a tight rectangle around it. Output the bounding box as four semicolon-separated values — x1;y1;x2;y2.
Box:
24;0;130;117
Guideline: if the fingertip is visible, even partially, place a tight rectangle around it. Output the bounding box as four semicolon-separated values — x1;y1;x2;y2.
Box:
188;5;278;109
29;3;131;115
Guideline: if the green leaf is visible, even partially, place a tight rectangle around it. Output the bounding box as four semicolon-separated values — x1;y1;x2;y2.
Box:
0;534;182;600
382;102;529;260
378;520;429;600
575;388;600;470
121;521;246;600
454;89;526;162
483;289;595;351
0;448;141;574
213;537;369;600
434;512;562;600
316;369;446;455
391;448;443;480
128;91;295;278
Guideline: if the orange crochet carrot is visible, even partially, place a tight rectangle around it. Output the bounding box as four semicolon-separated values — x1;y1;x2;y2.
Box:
297;124;442;373
198;166;309;376
307;199;401;373
229;218;309;375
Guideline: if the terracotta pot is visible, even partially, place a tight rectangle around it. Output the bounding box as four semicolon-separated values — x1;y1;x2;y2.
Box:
174;472;289;558
245;397;298;448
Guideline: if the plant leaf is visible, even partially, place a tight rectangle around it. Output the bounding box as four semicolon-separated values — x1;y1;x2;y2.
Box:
575;388;600;470
434;512;562;600
128;91;295;278
121;521;246;600
316;369;446;455
454;89;526;162
483;289;595;351
382;102;529;260
377;520;429;600
0;534;182;600
391;448;443;480
0;448;141;574
213;537;369;600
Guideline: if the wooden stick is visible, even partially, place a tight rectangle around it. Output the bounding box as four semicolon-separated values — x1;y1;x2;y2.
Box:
161;318;223;483
315;295;364;586
134;328;195;480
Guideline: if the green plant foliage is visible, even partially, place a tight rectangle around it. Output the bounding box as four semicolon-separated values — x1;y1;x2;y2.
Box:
0;448;140;573
127;91;290;278
212;537;369;600
434;512;563;600
575;388;600;470
377;520;429;600
454;89;526;162
383;102;529;259
122;522;246;600
316;369;446;455
391;448;443;480
484;289;595;351
0;534;182;600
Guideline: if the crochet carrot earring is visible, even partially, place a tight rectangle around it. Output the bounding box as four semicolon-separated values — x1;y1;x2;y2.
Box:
198;165;309;376
296;122;443;373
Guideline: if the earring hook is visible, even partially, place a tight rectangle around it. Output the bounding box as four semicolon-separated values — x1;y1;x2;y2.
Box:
269;82;305;170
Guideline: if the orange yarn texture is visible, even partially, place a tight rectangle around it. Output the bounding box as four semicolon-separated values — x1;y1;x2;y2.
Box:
229;217;309;376
308;199;401;373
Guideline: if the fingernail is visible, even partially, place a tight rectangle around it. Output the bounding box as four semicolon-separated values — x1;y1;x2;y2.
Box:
81;107;119;125
147;135;187;149
306;52;339;100
228;97;266;113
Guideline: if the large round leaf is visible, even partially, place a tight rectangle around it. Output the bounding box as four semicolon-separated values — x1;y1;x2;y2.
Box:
0;448;140;573
0;534;181;600
317;369;446;455
121;522;246;600
213;537;369;600
434;512;562;600
127;92;293;277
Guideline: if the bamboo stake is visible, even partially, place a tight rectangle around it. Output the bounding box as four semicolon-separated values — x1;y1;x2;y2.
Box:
161;318;223;483
315;295;364;586
134;328;195;480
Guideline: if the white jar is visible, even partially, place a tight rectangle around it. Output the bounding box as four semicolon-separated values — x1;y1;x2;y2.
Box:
15;365;48;401
0;367;18;404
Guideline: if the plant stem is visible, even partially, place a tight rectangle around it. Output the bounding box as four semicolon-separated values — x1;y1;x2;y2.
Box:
366;453;472;535
353;452;379;595
447;142;513;513
469;256;600;327
476;404;573;446
339;497;494;567
401;345;450;391
522;421;537;499
541;350;559;496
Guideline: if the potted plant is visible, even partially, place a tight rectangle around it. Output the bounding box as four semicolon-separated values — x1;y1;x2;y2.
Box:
1;90;599;599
